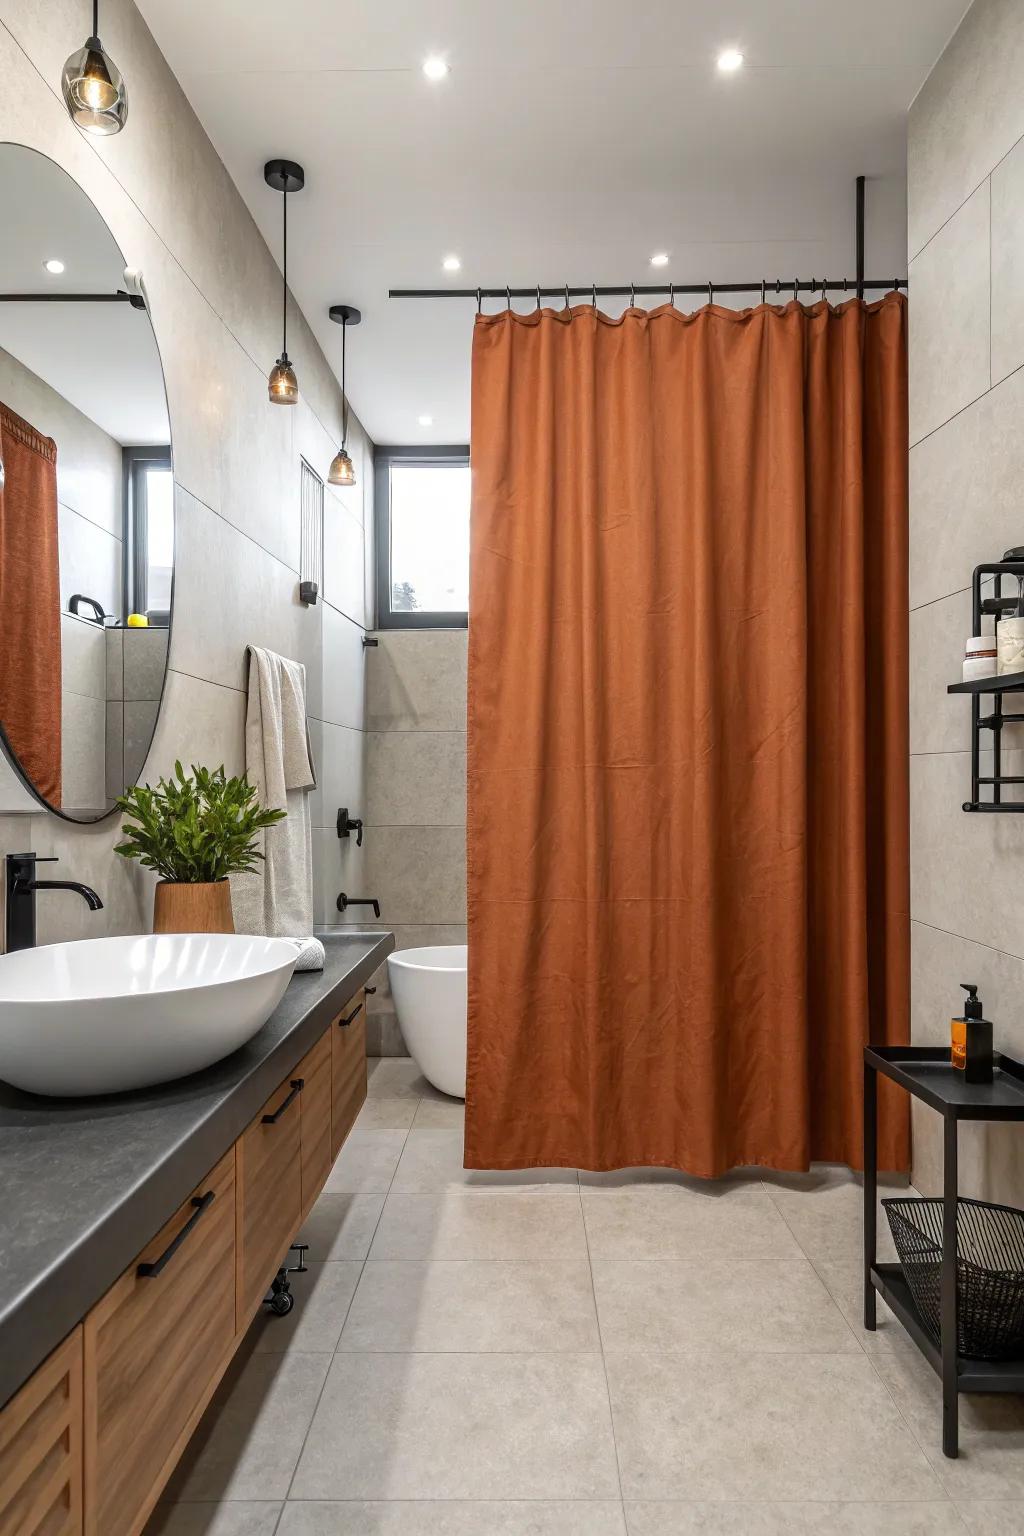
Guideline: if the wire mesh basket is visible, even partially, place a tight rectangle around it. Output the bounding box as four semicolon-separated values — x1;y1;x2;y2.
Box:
883;1196;1024;1361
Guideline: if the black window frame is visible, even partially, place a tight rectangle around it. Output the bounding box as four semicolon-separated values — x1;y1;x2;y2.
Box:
374;444;470;630
123;444;173;626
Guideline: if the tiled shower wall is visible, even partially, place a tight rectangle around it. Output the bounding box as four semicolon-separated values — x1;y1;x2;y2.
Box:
360;630;468;1054
908;0;1024;1198
0;0;373;942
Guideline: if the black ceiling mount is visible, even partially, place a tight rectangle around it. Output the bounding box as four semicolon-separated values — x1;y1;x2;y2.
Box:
329;304;362;326
263;159;305;194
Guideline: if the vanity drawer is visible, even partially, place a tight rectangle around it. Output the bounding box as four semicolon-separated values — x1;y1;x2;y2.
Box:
237;1073;303;1318
298;1032;332;1220
331;990;367;1159
83;1151;235;1536
0;1328;82;1536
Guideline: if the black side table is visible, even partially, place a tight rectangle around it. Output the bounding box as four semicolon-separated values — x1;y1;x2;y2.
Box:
864;1045;1024;1458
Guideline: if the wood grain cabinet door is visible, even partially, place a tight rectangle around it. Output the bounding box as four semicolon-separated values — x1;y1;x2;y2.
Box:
297;1032;332;1220
331;990;367;1159
0;1328;82;1536
83;1151;235;1536
236;1074;304;1320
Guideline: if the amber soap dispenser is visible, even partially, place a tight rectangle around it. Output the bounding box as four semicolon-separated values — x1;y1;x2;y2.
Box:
951;983;994;1084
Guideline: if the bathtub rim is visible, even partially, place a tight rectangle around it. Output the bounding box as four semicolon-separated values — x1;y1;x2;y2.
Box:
387;943;467;975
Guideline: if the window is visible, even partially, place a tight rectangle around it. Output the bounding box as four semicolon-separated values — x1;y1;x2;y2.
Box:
124;446;173;625
374;446;470;628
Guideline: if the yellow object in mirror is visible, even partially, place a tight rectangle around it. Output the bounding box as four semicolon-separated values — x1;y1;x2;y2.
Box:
126;613;149;627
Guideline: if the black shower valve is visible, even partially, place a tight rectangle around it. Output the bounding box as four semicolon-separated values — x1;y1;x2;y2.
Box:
337;808;363;846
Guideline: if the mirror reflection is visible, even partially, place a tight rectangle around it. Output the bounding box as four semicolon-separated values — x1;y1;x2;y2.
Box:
0;144;173;821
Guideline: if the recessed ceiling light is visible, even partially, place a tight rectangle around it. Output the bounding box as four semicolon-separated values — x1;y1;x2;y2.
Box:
423;56;449;81
717;48;744;72
442;254;461;272
650;252;669;268
418;414;433;426
43;258;65;274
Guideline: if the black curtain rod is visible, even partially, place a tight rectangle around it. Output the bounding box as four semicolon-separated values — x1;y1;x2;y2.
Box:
0;291;145;307
390;278;907;302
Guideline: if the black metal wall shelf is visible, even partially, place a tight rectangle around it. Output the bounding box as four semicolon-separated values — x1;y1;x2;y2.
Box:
864;1045;1024;1459
948;559;1024;811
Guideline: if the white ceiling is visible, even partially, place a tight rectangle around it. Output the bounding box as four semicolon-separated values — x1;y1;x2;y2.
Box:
0;144;170;446
137;0;968;446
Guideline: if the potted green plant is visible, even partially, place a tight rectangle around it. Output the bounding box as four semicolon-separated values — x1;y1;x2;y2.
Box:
115;762;286;934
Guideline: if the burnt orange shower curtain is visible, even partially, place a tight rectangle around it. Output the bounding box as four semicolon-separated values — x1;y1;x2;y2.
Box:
465;293;909;1177
0;403;61;807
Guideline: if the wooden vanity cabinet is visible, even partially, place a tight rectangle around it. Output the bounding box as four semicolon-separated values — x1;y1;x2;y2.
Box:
0;1328;82;1536
236;1071;304;1322
331;989;367;1157
83;1151;235;1536
1;984;370;1536
298;1031;333;1220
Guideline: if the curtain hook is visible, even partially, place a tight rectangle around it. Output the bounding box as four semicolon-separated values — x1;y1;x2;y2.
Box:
760;278;766;305
707;280;713;306
536;283;541;311
793;277;799;302
505;284;511;312
592;282;597;309
564;284;570;311
476;287;482;315
843;277;849;294
668;281;675;309
821;275;828;305
629;281;635;309
775;278;781;296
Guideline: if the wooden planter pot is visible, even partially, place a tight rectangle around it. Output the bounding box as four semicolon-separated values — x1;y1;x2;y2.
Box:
153;880;234;935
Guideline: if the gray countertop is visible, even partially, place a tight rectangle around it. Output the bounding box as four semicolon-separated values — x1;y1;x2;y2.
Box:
0;929;394;1409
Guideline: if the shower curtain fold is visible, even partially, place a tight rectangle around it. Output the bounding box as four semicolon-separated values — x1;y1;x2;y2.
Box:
0;403;61;807
465;295;909;1177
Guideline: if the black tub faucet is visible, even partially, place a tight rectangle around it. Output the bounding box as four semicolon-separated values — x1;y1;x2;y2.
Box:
336;893;381;919
4;853;103;953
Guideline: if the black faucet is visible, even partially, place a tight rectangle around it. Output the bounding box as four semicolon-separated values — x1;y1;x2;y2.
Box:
336;893;380;919
5;853;104;952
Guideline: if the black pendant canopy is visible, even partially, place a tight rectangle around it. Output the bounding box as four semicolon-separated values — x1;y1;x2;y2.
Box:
265;159;305;405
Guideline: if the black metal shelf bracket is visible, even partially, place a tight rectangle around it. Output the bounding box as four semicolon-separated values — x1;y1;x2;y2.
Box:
947;559;1024;812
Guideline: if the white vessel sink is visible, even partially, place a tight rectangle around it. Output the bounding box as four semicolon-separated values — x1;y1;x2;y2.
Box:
0;933;300;1097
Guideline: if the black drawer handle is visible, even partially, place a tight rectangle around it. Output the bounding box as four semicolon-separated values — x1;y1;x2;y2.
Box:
262;1078;304;1124
137;1191;215;1278
338;1002;364;1028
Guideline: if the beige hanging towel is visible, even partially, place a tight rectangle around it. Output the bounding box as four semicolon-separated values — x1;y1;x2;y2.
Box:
231;645;318;945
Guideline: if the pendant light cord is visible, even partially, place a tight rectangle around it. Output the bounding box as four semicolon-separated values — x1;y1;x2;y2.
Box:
92;0;99;37
282;187;288;357
341;318;348;450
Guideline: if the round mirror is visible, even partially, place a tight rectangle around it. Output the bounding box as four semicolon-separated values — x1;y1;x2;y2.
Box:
0;144;173;822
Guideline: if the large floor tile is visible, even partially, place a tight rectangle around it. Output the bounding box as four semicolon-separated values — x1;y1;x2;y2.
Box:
146;1504;283;1536
958;1504;1024;1534
392;1130;578;1193
324;1130;408;1194
339;1258;599;1352
367;1057;435;1099
625;1503;966;1535
297;1193;386;1261
368;1191;588;1261
605;1351;941;1502
763;1171;905;1266
582;1183;801;1261
249;1262;361;1354
278;1503;627;1535
290;1351;619;1500
592;1257;857;1355
356;1095;420;1130
167;1352;331;1502
413;1096;466;1129
869;1332;1024;1499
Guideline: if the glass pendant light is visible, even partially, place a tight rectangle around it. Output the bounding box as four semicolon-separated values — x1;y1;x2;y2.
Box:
62;0;127;135
264;160;305;406
328;304;362;486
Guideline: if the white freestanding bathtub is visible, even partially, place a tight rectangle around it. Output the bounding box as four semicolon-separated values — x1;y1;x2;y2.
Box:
387;944;467;1099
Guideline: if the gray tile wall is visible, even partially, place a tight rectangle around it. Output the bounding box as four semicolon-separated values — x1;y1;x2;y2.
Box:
909;0;1024;1201
358;630;468;1054
0;0;373;943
